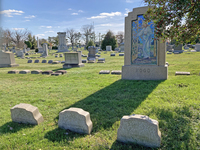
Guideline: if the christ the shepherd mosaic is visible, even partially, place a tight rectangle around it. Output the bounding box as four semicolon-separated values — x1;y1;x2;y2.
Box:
131;15;157;65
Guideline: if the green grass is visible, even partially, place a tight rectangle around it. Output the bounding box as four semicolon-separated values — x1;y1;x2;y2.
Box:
0;50;200;150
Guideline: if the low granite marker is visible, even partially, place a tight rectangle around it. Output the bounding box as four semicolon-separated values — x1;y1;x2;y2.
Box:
10;103;44;125
117;114;161;148
58;107;93;134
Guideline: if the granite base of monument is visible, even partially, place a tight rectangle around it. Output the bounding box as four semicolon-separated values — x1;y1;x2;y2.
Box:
0;51;19;68
122;65;168;80
63;64;84;69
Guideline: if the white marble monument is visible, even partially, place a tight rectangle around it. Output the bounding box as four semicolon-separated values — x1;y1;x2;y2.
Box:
0;51;19;67
41;43;48;57
57;32;69;53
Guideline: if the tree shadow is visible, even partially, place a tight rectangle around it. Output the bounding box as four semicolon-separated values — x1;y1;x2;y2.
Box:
45;79;163;143
0;121;35;134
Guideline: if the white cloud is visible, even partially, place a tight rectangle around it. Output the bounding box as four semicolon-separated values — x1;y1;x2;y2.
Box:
124;8;131;16
12;28;25;30
87;11;121;19
0;9;24;17
44;31;54;33
24;15;36;19
126;0;133;3
71;13;78;15
40;26;52;29
68;8;72;10
35;34;45;38
100;24;112;26
25;20;30;22
78;10;83;13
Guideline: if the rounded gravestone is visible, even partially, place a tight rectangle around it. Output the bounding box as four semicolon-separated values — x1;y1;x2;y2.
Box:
10;103;44;125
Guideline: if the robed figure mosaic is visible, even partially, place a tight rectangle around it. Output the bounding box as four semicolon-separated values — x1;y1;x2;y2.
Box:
131;15;157;65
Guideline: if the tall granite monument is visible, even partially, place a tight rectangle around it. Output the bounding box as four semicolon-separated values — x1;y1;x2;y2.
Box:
57;32;69;53
122;6;168;80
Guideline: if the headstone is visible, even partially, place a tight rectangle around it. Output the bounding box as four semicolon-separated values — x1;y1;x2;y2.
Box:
48;60;53;64
23;45;27;53
167;45;173;52
55;70;67;74
57;32;69;53
120;42;124;52
95;54;101;57
119;53;124;56
82;55;87;57
110;53;115;56
10;103;44;125
78;51;82;55
25;53;29;56
106;46;112;51
87;46;96;60
52;61;60;64
8;70;19;74
38;47;43;53
19;70;31;74
175;72;190;75
195;43;200;52
42;71;53;75
61;61;65;64
55;55;58;58
27;60;33;63
111;70;122;75
59;54;63;57
63;52;84;68
58;107;93;134
88;58;95;63
167;52;172;54
42;60;47;63
34;60;40;63
122;6;168;80
51;73;62;76
97;58;105;63
99;70;110;74
115;48;120;51
0;51;19;67
82;60;87;63
16;50;24;58
41;43;48;57
31;70;42;74
173;44;183;53
117;114;161;148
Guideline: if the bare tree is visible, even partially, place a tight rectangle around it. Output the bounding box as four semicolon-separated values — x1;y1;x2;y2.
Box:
81;24;94;47
66;28;77;49
74;32;82;47
116;31;124;45
3;29;30;48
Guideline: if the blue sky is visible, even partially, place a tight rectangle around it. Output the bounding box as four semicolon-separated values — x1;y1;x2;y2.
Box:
1;0;145;40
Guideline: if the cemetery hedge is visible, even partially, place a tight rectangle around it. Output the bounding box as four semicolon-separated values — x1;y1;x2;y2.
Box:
0;49;199;149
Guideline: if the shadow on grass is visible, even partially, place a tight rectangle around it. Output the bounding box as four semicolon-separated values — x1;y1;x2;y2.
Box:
0;121;35;134
45;79;163;144
52;68;72;72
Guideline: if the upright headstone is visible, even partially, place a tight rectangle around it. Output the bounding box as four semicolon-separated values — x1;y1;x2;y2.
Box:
41;43;48;57
57;32;69;53
16;50;24;58
106;46;112;51
37;37;43;53
87;46;96;61
10;103;44;125
0;51;19;67
63;52;84;68
23;44;27;53
117;114;161;148
173;44;183;53
195;43;200;52
122;6;168;80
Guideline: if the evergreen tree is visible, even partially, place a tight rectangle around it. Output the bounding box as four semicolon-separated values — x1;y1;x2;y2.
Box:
101;30;118;50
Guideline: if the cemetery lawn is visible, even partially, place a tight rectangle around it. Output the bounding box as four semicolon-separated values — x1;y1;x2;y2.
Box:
0;50;200;150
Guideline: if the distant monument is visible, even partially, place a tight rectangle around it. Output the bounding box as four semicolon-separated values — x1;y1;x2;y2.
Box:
0;51;19;67
122;6;168;80
37;37;43;53
63;52;84;68
57;32;69;53
41;43;48;57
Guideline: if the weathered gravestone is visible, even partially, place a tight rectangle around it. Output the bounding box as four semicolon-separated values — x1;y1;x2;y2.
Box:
58;107;93;134
122;6;168;80
111;70;122;75
51;73;62;76
173;44;183;53
19;70;31;74
10;103;44;125
119;53;124;56
97;58;105;63
87;46;96;61
42;60;47;63
175;72;190;75
31;70;42;74
57;32;69;53
63;52;84;68
52;61;60;64
117;114;161;148
99;70;110;74
8;70;19;74
16;50;24;58
34;60;40;63
110;53;116;56
27;60;32;63
195;43;200;52
41;43;48;57
48;60;53;64
42;70;53;75
106;46;112;51
82;59;87;63
0;51;19;67
55;70;67;74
